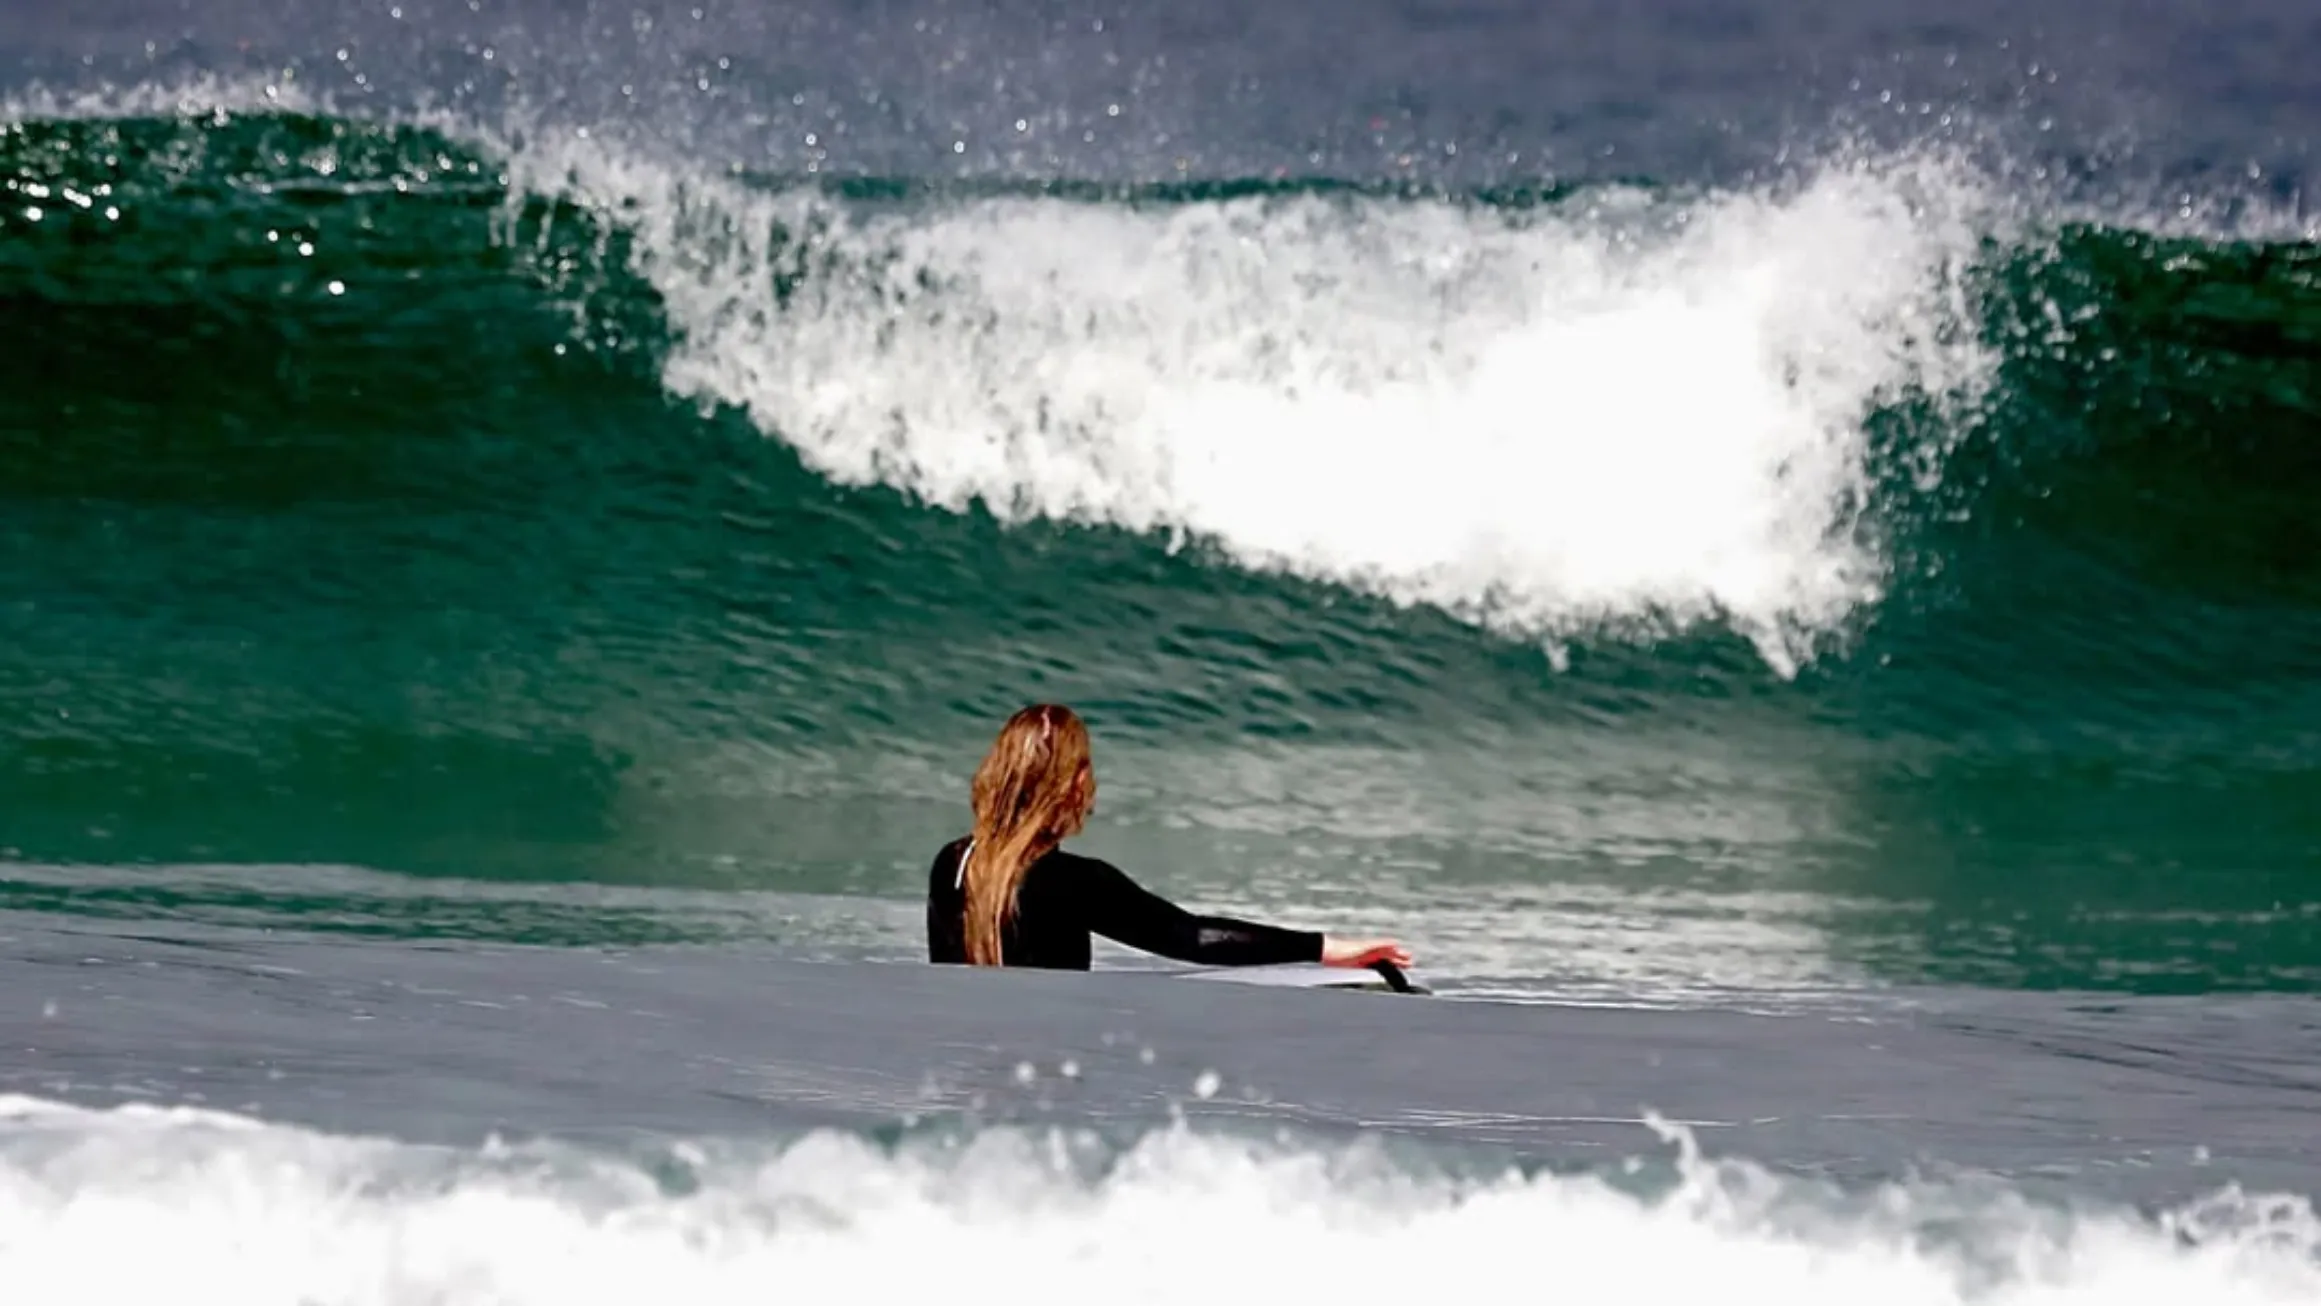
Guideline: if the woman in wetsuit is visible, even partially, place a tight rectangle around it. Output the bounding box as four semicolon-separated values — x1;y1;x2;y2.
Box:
927;703;1412;972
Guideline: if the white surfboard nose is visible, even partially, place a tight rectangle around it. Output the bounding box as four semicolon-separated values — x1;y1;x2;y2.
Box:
1175;962;1430;996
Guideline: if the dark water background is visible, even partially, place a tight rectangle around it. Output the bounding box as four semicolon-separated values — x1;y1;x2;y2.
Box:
2;0;2316;1001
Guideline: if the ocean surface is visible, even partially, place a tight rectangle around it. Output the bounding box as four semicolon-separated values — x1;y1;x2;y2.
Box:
2;0;2319;1300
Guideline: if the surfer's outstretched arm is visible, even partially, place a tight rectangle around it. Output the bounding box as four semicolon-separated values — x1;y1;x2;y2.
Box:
1072;855;1319;965
1075;857;1408;970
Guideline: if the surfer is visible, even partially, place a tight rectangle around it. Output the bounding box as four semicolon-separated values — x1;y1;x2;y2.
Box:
927;703;1413;973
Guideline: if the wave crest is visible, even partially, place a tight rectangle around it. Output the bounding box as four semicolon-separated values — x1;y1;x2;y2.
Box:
519;143;2004;675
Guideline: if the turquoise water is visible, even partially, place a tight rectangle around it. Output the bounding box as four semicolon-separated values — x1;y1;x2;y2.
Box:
3;108;2314;1000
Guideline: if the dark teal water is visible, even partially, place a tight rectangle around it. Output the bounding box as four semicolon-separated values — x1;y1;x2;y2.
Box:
1;105;2314;1002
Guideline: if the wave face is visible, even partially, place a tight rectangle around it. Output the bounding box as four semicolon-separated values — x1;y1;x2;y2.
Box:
570;150;1997;676
2;105;2319;996
2;1096;2319;1306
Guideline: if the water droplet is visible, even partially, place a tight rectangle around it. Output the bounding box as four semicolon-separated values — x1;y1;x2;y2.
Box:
1192;1071;1220;1099
327;280;346;296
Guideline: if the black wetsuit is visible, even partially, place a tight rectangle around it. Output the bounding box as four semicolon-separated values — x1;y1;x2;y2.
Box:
925;836;1323;969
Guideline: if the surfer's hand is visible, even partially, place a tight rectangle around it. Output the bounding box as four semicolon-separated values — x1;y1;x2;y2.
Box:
1320;937;1412;970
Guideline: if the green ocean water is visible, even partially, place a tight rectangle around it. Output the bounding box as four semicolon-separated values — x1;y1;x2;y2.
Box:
1;110;2316;1002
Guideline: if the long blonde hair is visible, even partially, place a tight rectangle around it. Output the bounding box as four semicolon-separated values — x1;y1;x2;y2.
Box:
961;703;1096;965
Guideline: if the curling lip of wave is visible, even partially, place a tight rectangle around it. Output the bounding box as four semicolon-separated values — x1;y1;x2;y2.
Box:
510;138;2003;676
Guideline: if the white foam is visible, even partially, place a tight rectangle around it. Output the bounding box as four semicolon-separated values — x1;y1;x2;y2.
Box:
0;1096;2314;1305
513;142;2000;674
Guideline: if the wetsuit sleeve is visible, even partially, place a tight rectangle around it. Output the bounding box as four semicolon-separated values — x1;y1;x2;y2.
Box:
1073;856;1324;967
926;840;967;965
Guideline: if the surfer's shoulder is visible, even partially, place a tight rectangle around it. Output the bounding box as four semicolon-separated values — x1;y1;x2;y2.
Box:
927;836;972;891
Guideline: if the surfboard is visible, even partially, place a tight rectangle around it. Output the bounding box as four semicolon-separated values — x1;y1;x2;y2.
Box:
1175;961;1430;995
